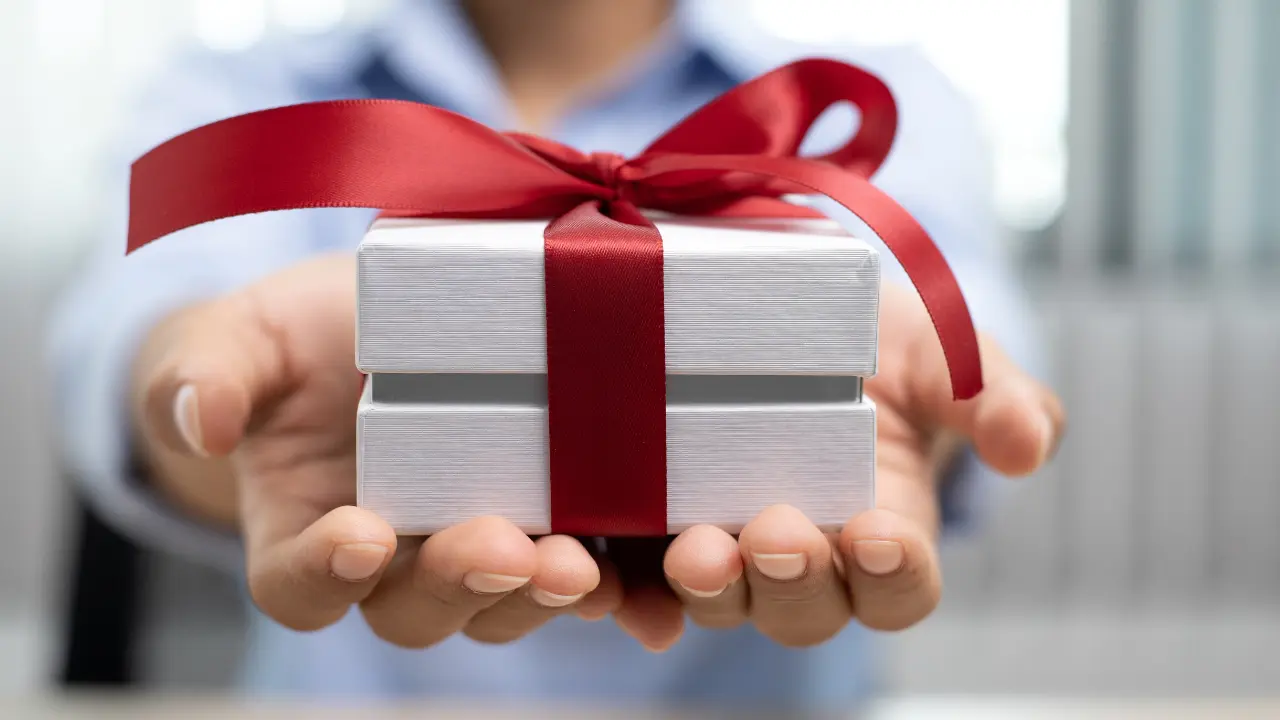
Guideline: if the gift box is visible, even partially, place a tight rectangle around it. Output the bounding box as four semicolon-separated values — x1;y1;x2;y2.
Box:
355;216;881;535
122;58;986;539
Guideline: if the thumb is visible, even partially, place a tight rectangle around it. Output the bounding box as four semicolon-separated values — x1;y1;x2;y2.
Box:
910;330;1065;477
137;292;288;459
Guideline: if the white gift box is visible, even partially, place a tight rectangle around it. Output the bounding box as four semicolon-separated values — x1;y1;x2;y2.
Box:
356;216;881;535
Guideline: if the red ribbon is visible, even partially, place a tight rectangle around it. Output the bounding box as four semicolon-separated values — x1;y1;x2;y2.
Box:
126;58;983;537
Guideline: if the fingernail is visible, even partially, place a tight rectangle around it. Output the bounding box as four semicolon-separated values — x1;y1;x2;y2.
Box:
853;540;905;576
1038;413;1056;464
678;582;726;598
463;572;530;595
528;586;584;608
329;543;388;582
831;547;847;577
751;553;807;581
676;568;740;598
173;384;207;456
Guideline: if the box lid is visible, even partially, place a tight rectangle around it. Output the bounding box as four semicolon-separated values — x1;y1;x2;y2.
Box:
356;216;880;375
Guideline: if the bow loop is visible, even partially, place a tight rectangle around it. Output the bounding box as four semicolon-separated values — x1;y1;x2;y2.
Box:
643;58;897;178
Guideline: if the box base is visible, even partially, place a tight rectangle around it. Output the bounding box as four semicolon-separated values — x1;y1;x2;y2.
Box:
357;380;876;535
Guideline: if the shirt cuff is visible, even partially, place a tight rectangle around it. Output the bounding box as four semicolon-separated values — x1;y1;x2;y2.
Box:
55;266;245;572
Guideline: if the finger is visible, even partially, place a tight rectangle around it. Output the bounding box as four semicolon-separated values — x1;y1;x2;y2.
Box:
739;505;851;648
608;538;685;653
464;535;600;644
359;516;537;649
663;525;747;630
913;331;1065;477
614;586;685;653
244;504;396;632
577;549;624;621
840;508;941;632
137;293;290;459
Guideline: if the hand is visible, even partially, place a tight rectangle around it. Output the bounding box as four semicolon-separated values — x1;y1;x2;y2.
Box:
132;255;1062;652
617;281;1066;650
131;254;623;647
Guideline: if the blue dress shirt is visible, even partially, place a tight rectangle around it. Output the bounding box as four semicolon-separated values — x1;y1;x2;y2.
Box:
48;0;1038;710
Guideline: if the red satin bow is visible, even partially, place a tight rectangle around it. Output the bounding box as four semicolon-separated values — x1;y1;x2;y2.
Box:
127;58;983;536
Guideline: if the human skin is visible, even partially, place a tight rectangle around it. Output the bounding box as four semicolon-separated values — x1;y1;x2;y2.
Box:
130;254;1064;650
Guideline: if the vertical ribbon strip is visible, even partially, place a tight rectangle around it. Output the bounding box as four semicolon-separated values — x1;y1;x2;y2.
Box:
544;201;667;536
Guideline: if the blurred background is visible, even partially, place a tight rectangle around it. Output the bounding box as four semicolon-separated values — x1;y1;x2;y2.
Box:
2;0;1278;703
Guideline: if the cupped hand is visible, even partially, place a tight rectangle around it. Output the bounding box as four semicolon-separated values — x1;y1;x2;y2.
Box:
132;255;1063;653
617;281;1066;650
131;254;623;648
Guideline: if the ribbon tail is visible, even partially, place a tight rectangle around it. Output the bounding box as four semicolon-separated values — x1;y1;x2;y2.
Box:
127;100;608;254
634;154;984;401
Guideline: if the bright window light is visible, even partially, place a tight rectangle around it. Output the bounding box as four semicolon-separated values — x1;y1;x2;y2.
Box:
747;0;923;46
746;0;844;45
34;0;107;62
746;0;1069;231
272;0;346;34
195;0;267;52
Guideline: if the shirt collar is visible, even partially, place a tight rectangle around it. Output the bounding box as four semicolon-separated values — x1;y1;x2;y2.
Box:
370;0;750;127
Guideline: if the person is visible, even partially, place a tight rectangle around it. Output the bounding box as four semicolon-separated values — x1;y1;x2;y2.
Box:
48;0;1065;710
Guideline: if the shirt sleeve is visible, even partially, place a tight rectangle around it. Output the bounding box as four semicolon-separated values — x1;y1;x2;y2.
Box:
45;50;375;570
800;47;1045;532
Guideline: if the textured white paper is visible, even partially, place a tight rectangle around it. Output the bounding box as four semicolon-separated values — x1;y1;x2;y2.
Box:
358;379;876;535
356;216;881;375
354;215;881;535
